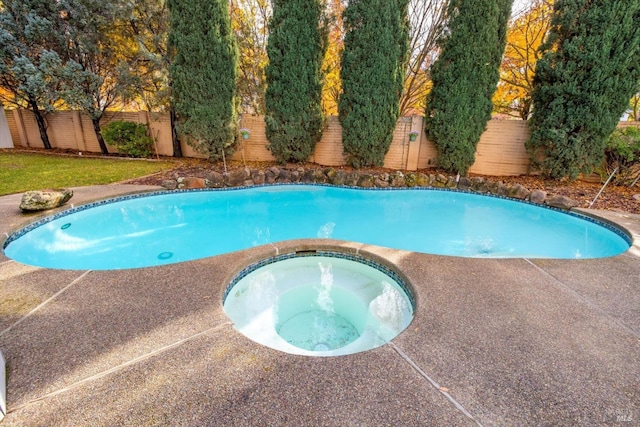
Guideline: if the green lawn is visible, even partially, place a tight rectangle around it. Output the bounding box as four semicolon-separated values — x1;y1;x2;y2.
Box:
0;150;174;196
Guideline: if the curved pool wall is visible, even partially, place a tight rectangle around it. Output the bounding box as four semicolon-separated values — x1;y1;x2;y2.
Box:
3;185;632;270
223;250;415;357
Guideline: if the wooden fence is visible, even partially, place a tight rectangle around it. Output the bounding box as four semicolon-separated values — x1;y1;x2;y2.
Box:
5;108;635;176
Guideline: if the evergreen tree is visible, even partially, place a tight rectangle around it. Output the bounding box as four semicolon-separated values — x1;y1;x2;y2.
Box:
264;0;327;163
129;0;182;157
56;0;138;155
527;0;640;179
168;0;238;161
0;0;67;149
339;0;410;168
424;0;513;175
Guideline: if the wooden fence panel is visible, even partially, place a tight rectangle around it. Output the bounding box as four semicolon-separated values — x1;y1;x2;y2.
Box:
46;112;78;151
382;116;412;170
6;110;21;147
231;115;273;162
145;112;174;156
469;120;531;176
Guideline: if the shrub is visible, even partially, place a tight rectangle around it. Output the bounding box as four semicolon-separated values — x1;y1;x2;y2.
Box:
168;0;238;161
527;0;640;180
264;0;327;164
602;127;640;185
424;0;512;175
339;0;410;168
102;121;155;158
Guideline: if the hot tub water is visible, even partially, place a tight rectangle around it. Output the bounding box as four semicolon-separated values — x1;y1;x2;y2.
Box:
223;253;414;357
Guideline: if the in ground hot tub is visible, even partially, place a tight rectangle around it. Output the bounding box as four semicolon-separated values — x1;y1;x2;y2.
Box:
223;251;415;357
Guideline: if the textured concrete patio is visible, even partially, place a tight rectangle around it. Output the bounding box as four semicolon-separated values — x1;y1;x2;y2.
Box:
0;185;638;426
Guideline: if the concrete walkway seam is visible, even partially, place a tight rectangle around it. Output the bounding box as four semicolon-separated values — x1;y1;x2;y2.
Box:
0;270;92;338
7;321;233;414
388;342;483;427
523;258;640;340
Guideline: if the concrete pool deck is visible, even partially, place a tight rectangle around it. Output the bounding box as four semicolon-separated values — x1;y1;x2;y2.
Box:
0;184;639;426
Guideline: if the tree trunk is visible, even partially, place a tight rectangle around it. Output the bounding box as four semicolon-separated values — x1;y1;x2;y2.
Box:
28;98;52;149
170;107;183;157
91;117;109;154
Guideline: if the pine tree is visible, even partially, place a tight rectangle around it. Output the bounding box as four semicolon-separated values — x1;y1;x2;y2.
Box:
168;0;238;161
424;0;513;175
527;0;640;179
264;0;327;163
339;0;410;168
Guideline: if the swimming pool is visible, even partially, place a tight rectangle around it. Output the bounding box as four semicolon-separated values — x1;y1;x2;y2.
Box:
3;185;631;270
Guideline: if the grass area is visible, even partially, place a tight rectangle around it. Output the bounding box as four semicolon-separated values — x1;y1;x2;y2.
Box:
0;150;174;196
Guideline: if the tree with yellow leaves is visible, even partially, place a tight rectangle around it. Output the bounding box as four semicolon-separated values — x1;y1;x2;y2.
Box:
230;0;270;115
493;0;553;119
321;0;344;116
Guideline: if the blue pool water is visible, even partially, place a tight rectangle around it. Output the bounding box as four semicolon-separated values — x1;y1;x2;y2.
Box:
3;185;631;270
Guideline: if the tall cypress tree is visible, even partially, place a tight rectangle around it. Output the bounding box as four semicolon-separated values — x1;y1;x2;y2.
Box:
167;0;238;161
424;0;513;175
527;0;640;179
264;0;327;163
339;0;410;168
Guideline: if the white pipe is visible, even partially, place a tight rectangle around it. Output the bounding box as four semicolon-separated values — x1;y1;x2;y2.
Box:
589;167;618;208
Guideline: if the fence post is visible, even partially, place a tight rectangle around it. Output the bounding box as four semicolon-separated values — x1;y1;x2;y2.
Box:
12;110;29;147
0;107;14;148
71;111;87;152
405;115;422;171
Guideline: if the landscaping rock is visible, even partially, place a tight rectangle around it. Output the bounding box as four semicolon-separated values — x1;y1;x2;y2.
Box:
486;180;500;195
405;173;418;187
290;169;301;182
20;189;73;212
390;171;405;187
432;174;447;188
264;166;280;183
545;195;579;210
205;171;225;188
509;183;530;200
445;176;457;188
471;177;487;193
344;172;359;187
357;174;374;188
313;169;328;183
161;180;177;190
278;169;292;183
178;177;206;189
457;177;473;191
326;168;346;185
251;169;265;185
264;168;277;184
227;168;249;187
495;182;510;197
302;169;316;183
416;173;430;187
374;177;389;188
530;190;547;204
162;165;599;213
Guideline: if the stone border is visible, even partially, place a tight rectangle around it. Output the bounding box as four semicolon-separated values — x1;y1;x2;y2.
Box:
162;166;579;210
